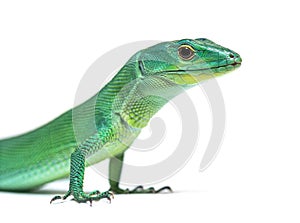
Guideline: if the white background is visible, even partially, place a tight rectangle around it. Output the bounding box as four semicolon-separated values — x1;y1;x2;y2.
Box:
0;0;299;222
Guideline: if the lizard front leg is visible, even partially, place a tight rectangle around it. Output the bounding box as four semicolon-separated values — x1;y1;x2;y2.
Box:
50;148;113;205
109;152;172;194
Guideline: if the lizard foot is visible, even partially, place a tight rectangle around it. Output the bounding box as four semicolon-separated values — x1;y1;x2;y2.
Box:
50;190;114;206
110;185;172;194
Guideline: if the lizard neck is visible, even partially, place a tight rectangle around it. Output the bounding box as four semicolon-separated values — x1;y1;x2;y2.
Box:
93;55;142;125
112;75;185;128
84;54;185;130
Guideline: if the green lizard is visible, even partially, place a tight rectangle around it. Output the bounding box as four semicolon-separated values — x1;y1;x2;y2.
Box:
0;38;242;204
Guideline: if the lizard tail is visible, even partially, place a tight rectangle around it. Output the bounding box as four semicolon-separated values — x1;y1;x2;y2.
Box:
0;111;75;191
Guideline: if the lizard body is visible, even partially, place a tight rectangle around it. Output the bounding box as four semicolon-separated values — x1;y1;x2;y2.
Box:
0;38;242;203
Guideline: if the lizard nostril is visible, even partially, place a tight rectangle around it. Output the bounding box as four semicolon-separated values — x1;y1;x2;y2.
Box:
229;54;235;59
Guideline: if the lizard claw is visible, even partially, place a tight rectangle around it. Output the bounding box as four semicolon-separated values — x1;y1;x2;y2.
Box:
155;186;173;193
50;191;71;204
50;195;63;204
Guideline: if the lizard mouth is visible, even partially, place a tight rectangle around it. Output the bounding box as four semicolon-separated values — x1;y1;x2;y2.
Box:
161;61;242;85
166;61;242;74
139;60;241;76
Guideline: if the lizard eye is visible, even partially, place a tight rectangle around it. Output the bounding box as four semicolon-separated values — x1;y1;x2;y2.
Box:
178;45;195;60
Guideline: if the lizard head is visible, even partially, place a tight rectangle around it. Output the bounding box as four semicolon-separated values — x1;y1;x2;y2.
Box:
138;38;242;85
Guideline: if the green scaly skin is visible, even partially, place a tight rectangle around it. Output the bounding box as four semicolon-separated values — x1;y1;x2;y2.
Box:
0;38;242;204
